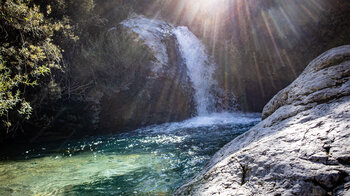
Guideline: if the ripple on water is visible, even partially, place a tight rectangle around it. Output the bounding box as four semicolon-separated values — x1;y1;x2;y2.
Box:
0;112;260;195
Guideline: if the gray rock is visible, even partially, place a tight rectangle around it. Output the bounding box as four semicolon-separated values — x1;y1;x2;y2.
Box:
175;45;350;195
70;20;195;133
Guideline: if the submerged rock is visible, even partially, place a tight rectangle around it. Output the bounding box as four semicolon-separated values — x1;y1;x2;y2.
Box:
175;45;350;195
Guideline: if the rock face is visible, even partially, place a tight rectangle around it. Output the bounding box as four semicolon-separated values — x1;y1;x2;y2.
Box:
98;18;195;131
82;24;195;132
160;0;350;112
75;15;230;133
175;45;350;195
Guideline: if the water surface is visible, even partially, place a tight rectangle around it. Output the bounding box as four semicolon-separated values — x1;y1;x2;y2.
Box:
0;112;260;195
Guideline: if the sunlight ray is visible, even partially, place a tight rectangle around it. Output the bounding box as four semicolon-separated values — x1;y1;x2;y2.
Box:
262;11;285;67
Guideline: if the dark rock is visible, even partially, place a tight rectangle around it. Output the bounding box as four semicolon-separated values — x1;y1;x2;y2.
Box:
69;20;195;134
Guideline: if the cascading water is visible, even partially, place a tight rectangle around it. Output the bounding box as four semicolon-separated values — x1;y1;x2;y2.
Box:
173;27;217;115
122;15;220;115
0;16;260;195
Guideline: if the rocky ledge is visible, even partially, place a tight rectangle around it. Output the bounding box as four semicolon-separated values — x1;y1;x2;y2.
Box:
175;45;350;195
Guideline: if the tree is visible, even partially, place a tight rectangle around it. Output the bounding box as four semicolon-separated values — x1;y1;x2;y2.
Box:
0;0;67;135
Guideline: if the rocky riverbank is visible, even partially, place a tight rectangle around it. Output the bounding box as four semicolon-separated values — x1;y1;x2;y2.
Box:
175;45;350;195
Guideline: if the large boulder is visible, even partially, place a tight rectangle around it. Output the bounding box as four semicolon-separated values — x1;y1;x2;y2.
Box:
67;22;195;134
175;45;350;195
98;27;195;131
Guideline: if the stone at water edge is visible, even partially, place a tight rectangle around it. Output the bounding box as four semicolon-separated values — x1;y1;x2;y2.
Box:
174;45;350;196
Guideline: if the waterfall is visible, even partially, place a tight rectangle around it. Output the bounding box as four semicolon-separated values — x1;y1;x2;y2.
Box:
173;27;217;116
122;16;220;116
0;17;262;196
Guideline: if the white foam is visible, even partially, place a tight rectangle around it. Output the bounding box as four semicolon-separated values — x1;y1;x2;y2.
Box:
136;112;261;134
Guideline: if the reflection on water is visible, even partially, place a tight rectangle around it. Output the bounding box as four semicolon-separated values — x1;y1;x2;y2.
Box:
0;112;260;195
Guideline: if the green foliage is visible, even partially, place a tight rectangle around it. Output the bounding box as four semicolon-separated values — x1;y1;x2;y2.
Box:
0;0;67;133
0;0;164;139
0;0;153;137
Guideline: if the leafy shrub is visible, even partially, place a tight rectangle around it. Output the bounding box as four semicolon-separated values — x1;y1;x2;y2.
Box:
0;0;67;134
0;0;165;140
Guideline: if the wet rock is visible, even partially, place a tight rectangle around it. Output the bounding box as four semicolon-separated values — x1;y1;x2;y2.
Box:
175;45;350;195
72;16;195;133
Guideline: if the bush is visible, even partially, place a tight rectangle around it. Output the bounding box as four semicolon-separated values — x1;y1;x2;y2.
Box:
0;0;68;134
0;0;165;140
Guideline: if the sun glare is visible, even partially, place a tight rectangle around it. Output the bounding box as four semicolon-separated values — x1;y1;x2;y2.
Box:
191;0;221;11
